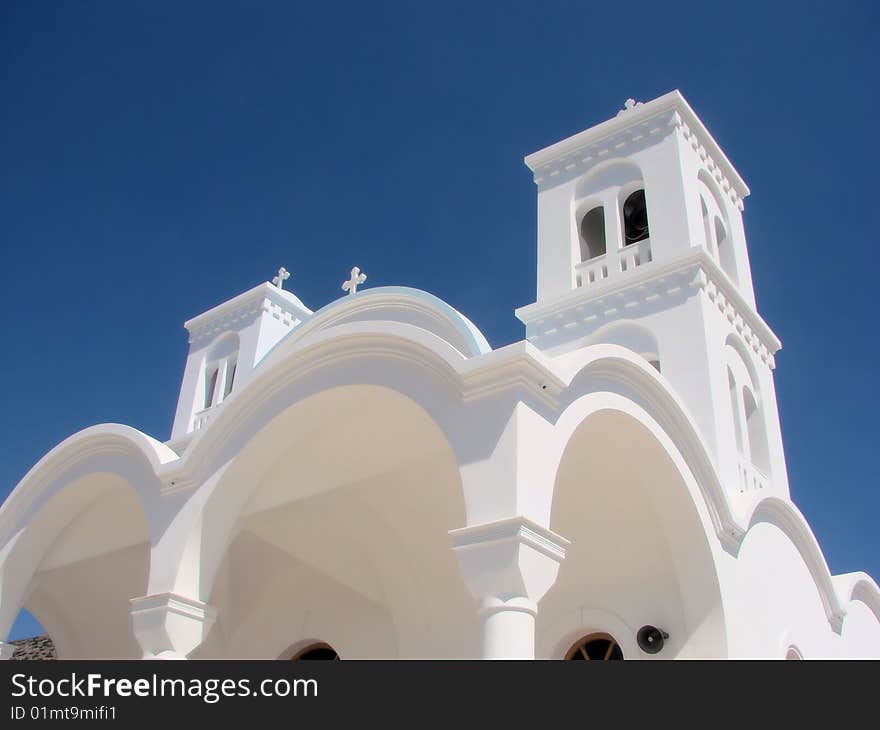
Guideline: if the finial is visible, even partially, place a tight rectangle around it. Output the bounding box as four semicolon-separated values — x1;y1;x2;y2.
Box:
342;266;367;295
272;267;290;290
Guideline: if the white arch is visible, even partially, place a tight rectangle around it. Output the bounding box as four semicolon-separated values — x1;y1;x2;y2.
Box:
0;424;174;546
573;158;644;201
835;572;880;625
585;320;661;366
265;286;491;362
0;426;169;642
165;378;468;603
175;321;474;486
743;497;847;631
543;394;729;656
552;345;739;540
552;345;873;634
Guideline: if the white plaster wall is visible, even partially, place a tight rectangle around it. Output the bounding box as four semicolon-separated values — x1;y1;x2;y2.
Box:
838;601;880;658
718;522;880;658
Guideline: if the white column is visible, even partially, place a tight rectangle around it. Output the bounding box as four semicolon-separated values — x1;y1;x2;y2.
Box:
212;359;228;406
451;516;568;659
603;189;623;274
0;641;15;660
130;593;216;660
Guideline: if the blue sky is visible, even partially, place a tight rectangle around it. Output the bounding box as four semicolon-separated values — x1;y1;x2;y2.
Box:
2;2;877;640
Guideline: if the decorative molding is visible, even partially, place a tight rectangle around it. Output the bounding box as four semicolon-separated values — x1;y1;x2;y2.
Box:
267;286;491;360
130;592;217;659
702;275;774;368
451;516;569;609
517;249;779;368
670;111;745;211
530;114;670;189
186;282;312;346
450;515;570;563
159;473;197;496
130;592;217;623
524;90;749;204
461;347;566;411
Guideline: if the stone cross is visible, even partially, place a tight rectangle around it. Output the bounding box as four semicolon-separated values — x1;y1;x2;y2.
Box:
342;266;367;295
272;267;290;290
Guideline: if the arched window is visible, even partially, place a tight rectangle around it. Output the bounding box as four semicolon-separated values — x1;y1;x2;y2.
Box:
715;216;738;283
291;643;340;660
785;646;803;660
728;368;744;454
223;361;237;399
701;197;713;254
623;189;649;245
742;387;770;474
579;206;607;261
200;333;240;414
204;367;219;409
565;633;624;660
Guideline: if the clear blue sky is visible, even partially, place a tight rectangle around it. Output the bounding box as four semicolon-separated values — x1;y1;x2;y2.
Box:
2;2;877;640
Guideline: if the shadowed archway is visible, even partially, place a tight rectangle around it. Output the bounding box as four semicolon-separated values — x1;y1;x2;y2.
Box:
538;408;727;659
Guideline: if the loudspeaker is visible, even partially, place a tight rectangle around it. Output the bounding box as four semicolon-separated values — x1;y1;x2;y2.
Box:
636;625;668;654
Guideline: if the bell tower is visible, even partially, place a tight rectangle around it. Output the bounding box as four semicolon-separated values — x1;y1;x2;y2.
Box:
515;91;788;503
168;271;312;449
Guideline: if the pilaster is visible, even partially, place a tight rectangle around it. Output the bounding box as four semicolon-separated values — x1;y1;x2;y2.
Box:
130;593;217;659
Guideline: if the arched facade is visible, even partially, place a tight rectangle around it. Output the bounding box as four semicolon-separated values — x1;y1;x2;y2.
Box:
2;91;879;660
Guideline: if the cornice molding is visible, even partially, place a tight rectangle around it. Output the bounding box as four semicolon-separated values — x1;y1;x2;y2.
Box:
130;592;217;624
185;282;312;346
461;346;566;411
516;249;780;368
671;110;745;211
450;515;570;563
529;112;672;189
525;90;749;204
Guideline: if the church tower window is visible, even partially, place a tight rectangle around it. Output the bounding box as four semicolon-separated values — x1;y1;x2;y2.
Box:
204;367;219;410
223;361;237;399
565;633;624;660
716;216;738;283
623;189;649;245
579;206;607;261
196;333;241;426
743;387;770;474
728;368;744;455
701;197;713;254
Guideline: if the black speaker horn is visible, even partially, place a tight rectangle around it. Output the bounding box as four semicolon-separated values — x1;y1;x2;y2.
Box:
636;625;668;654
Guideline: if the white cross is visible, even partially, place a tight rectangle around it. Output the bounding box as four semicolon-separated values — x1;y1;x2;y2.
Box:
342;266;366;295
272;267;290;289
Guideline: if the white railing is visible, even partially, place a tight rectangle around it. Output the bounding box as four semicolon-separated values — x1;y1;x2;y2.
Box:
738;459;768;493
575;255;609;287
575;238;652;289
192;405;219;432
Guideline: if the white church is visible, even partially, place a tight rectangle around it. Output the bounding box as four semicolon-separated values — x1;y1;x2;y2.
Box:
1;91;878;660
